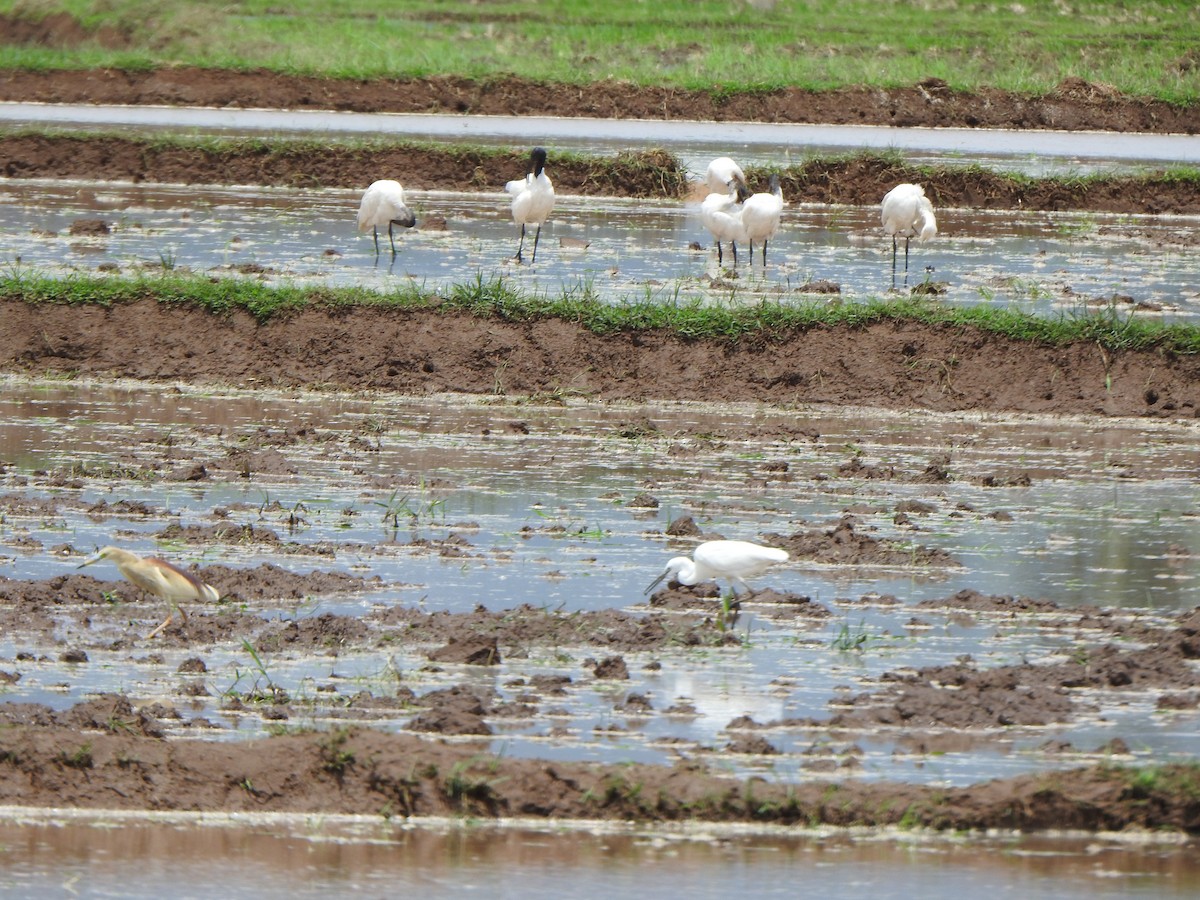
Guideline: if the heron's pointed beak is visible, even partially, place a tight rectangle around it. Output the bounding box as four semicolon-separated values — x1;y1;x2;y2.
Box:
77;551;103;569
644;570;668;595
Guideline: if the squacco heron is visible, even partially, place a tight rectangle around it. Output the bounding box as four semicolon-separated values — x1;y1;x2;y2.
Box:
78;546;220;639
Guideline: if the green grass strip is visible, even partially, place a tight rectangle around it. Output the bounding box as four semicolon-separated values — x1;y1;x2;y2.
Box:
5;269;1200;356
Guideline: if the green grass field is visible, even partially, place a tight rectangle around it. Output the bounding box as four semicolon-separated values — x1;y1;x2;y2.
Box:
1;0;1197;103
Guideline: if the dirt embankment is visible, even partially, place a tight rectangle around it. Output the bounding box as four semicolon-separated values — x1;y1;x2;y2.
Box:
0;65;1196;135
2;298;1198;420
3;134;1198;215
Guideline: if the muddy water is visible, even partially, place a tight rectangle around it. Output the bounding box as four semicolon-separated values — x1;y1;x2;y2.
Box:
3;377;1200;892
1;179;1197;317
0;812;1195;898
3;376;1200;783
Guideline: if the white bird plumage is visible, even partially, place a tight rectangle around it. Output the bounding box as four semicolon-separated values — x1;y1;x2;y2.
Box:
701;186;749;269
703;156;747;197
78;545;220;639
358;180;417;256
881;183;937;286
645;539;790;598
506;146;555;263
740;173;784;267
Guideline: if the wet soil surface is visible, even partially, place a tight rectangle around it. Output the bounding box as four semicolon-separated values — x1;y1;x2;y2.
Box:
1;57;1199;837
3;298;1200;420
0;374;1199;836
0;542;1197;832
0;65;1196;137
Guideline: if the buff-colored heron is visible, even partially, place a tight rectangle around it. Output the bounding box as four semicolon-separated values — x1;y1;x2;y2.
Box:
78;546;220;639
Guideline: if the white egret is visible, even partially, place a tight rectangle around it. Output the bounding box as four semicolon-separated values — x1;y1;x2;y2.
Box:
740;173;784;267
881;183;938;286
645;540;789;599
78;546;220;639
506;146;555;263
357;179;417;256
700;185;749;269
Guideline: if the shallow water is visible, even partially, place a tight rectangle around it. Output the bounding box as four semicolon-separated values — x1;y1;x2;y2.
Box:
1;179;1197;318
0;812;1196;899
2;101;1198;175
2;377;1199;791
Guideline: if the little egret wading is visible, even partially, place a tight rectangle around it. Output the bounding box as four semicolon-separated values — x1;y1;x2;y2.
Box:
645;540;790;599
78;546;220;639
357;180;417;256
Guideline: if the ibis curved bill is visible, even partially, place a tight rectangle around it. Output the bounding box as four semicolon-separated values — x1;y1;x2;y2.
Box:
78;546;220;639
358;179;417;256
645;539;789;598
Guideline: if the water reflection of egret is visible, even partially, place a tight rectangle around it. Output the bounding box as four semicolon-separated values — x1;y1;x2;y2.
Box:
665;671;785;735
78;546;220;639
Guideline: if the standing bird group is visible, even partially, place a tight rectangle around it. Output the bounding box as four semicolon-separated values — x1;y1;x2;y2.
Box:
78;546;220;639
357;148;938;288
700;157;785;270
357;146;558;264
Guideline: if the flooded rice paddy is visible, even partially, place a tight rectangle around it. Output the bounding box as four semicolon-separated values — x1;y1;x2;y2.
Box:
3;377;1200;777
1;106;1199;892
2;178;1198;318
2;376;1200;893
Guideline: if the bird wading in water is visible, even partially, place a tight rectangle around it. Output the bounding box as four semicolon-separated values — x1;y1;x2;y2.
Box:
645;539;790;600
78;546;220;639
701;182;750;269
881;182;938;288
740;173;785;268
506;146;555;263
357;179;417;256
